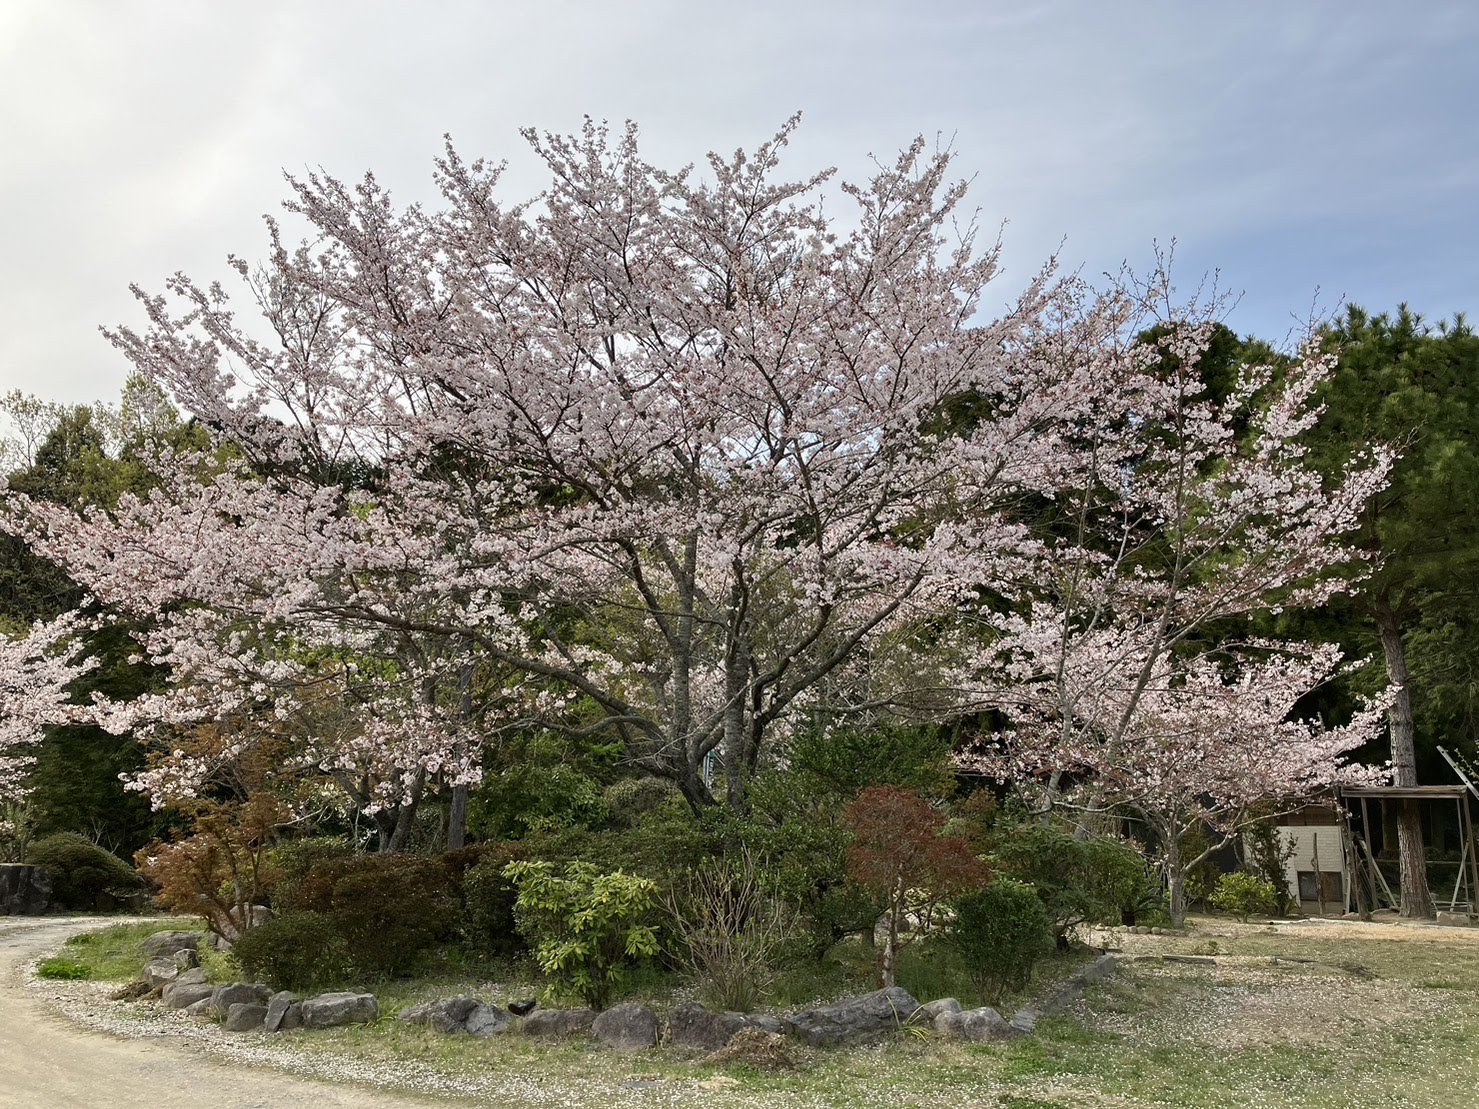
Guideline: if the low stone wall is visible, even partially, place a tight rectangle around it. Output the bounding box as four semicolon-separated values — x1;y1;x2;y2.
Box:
0;865;52;915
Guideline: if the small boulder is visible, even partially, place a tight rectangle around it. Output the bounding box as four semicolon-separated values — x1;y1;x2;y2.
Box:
507;998;538;1016
935;1006;1011;1042
465;1004;514;1036
300;991;379;1028
916;998;962;1027
522;1007;595;1037
592;1003;659;1051
396;996;479;1033
161;980;215;1010
170;948;201;972
140;931;202;959
183;996;217;1019
141;958;182;990
210;982;272;1016
264;991;298;1033
786;986;921;1046
1009;1008;1039;1035
223;1002;267;1032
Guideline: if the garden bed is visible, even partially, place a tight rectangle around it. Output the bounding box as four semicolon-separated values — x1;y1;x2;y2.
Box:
27;914;1479;1108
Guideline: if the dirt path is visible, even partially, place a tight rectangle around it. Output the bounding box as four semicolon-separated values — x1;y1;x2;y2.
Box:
0;916;441;1109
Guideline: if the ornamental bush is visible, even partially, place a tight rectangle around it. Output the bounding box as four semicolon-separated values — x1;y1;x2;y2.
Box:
1210;871;1280;923
504;860;659;1010
991;821;1160;943
446;841;528;957
291;853;458;978
945;878;1055;1005
231;910;351;990
29;832;145;910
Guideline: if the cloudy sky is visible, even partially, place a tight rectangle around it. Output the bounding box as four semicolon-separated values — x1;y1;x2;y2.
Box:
2;0;1476;406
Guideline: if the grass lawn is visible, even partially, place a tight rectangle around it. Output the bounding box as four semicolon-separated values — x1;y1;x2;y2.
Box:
48;914;1479;1108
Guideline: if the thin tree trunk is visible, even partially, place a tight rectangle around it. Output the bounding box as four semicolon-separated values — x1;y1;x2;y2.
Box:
447;663;473;852
1165;832;1187;929
1374;593;1435;918
447;785;468;852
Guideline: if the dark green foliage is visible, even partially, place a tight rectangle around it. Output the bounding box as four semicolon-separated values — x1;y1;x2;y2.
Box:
894;938;979;1008
1;402;195;859
447;841;528;956
231;911;351;990
1302;306;1479;755
781;722;956;803
466;731;613;841
289;853;457;978
991;821;1160;941
945;878;1055;1005
27;832;145;909
1242;820;1297;916
265;836;356;909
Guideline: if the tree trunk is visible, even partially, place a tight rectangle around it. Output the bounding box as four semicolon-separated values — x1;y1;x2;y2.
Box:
447;784;468;852
448;664;473;852
1374;593;1435;918
1165;833;1187;929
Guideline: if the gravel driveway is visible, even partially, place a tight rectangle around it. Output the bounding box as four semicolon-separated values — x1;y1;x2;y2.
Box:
0;915;439;1108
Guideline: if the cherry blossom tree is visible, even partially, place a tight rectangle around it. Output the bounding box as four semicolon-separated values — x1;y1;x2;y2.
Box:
2;118;1128;817
0;613;97;814
953;309;1394;924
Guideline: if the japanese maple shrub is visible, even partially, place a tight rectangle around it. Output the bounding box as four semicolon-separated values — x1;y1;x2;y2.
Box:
844;785;989;987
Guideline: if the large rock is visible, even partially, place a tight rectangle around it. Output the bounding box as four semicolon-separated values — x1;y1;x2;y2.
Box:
209;982;272;1017
142;957;183;989
786;986;921;1046
465;1004;514;1036
0;864;51;915
666;1003;784;1050
592;1003;659;1051
396;996;480;1033
140;931;201;959
300;991;379;1028
223;1003;267;1032
935;1005;1011;1042
522;1007;595;1037
161;979;215;1010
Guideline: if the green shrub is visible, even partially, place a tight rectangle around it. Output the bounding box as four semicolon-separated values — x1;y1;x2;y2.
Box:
1242;819;1298;916
266;836;355;909
231;910;351;990
28;832;146;910
505;860;659;1010
990;821;1159;943
37;956;92;979
449;842;528;957
945;878;1055;1005
1210;871;1279;923
291;853;457;978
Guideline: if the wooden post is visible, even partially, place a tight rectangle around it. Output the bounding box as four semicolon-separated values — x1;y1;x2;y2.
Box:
1462;794;1479;921
1338;803;1367;918
1312;832;1327;916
